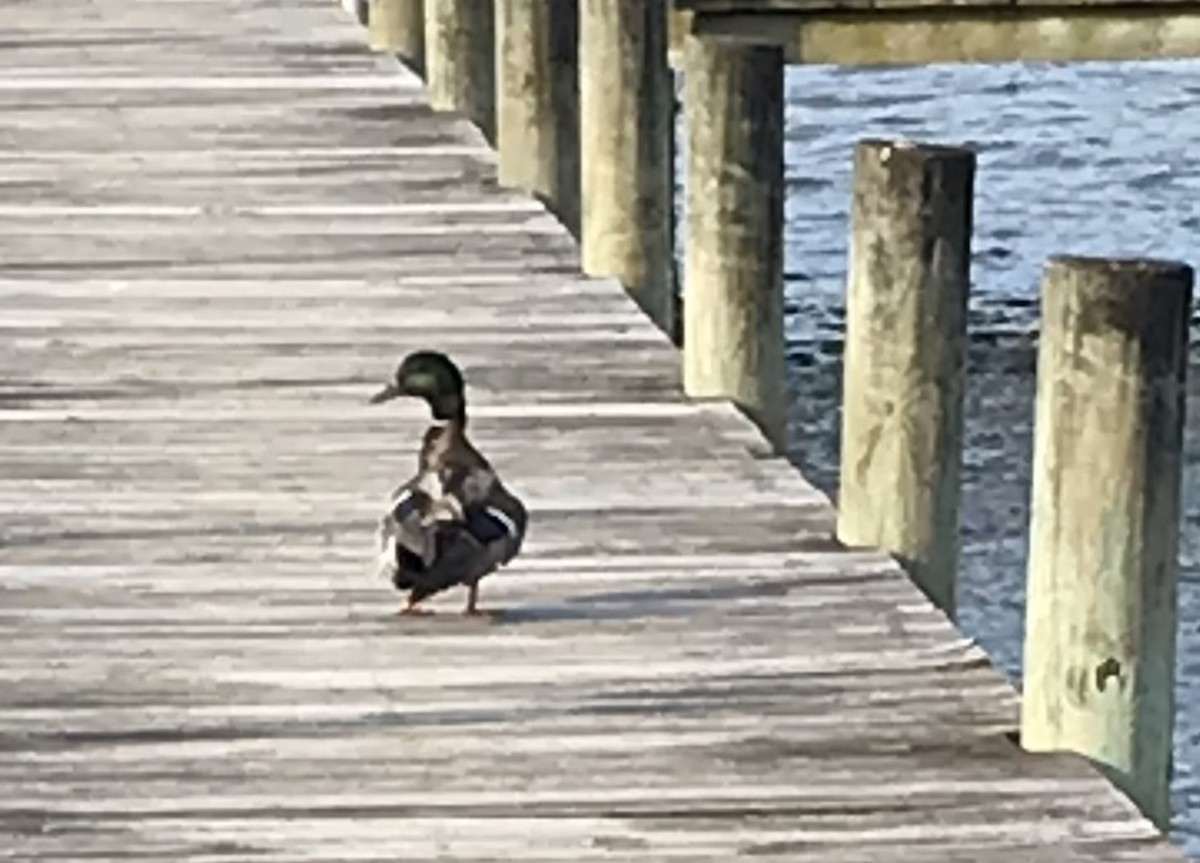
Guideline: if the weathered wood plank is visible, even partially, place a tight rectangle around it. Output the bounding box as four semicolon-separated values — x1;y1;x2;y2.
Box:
676;0;1200;65
678;0;1200;9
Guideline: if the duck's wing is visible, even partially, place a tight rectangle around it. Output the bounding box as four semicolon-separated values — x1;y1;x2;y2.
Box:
440;438;527;564
374;477;438;582
407;523;496;603
464;488;526;565
419;430;527;571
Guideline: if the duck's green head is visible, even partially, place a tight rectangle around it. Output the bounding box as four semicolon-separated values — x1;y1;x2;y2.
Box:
369;350;466;422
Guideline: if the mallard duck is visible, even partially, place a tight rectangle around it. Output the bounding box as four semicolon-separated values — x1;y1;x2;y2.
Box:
368;350;527;616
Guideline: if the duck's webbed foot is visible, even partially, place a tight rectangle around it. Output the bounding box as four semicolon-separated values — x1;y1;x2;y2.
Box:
397;593;433;617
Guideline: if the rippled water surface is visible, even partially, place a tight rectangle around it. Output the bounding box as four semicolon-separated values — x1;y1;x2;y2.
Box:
677;58;1200;856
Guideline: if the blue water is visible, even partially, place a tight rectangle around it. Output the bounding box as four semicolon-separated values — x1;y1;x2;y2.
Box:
678;58;1200;856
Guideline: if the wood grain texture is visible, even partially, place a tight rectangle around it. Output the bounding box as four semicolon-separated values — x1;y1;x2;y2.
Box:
0;0;1186;860
675;2;1200;66
837;140;973;618
676;0;1200;11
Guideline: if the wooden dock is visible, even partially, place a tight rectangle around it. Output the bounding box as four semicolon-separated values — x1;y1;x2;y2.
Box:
674;0;1200;65
0;0;1188;859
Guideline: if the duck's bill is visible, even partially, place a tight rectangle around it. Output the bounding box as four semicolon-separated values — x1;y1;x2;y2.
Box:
368;382;402;404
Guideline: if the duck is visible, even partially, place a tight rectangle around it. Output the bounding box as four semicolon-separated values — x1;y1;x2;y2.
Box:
368;350;527;616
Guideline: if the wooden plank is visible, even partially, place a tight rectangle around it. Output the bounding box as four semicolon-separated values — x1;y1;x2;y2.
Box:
676;1;1200;65
0;0;1187;860
676;0;1200;11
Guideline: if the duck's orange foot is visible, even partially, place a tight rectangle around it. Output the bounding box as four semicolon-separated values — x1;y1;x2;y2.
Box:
397;604;433;617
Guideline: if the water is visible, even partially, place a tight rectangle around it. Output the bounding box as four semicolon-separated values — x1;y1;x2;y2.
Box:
676;58;1200;856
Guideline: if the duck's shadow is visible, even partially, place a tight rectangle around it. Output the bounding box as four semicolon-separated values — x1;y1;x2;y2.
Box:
381;579;798;627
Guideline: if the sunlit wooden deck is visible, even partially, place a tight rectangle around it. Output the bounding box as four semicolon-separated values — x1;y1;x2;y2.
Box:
0;0;1188;860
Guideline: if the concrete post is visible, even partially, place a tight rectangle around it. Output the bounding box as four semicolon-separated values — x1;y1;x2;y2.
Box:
496;0;580;236
836;139;975;618
579;0;672;332
424;0;495;144
682;35;785;449
1021;255;1192;832
368;0;425;76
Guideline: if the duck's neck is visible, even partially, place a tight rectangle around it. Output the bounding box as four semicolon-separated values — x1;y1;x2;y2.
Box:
430;416;466;435
428;397;467;433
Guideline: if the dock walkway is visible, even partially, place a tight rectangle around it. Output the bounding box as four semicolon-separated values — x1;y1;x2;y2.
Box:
0;1;1185;860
